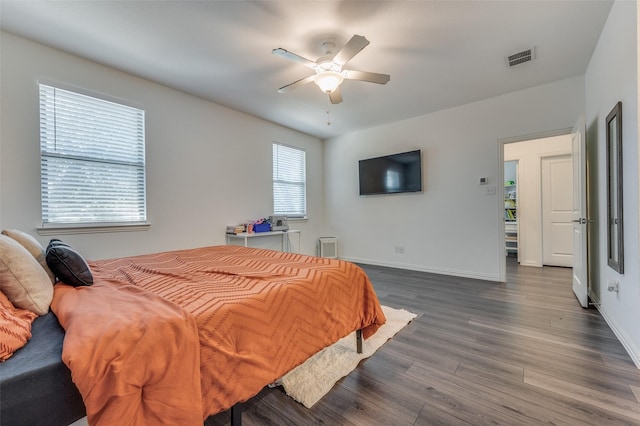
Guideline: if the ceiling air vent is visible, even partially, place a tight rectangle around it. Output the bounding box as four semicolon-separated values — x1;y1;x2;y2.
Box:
506;47;536;67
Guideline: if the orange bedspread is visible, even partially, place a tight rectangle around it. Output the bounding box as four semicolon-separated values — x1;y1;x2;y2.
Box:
53;245;386;423
52;278;203;425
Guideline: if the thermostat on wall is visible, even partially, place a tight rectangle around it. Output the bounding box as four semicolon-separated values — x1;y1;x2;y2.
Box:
478;177;488;185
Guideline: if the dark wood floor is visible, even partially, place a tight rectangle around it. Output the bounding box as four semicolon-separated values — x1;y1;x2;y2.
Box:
206;258;640;425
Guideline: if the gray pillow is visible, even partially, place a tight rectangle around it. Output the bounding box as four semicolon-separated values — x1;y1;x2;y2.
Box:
46;239;93;287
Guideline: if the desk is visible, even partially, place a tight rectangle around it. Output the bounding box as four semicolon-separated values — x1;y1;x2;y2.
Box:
225;230;300;253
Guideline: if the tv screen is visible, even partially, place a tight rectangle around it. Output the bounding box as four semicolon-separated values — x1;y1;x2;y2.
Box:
359;150;422;195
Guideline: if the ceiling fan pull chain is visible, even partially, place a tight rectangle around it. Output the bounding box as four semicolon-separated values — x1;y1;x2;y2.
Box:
326;108;331;126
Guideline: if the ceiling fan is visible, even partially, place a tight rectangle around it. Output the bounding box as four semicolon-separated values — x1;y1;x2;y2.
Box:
272;35;390;104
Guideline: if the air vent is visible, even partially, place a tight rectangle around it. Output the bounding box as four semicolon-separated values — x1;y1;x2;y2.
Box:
506;47;536;67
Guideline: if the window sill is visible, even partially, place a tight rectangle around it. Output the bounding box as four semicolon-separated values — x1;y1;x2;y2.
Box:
37;222;150;236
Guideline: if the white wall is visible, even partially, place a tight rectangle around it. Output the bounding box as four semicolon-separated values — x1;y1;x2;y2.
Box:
585;0;639;366
0;32;324;259
504;135;572;267
324;76;585;281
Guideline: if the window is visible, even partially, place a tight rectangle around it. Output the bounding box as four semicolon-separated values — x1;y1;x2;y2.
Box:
273;143;306;218
39;83;147;227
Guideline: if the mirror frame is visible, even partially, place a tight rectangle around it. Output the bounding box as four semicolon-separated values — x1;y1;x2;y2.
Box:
606;101;623;273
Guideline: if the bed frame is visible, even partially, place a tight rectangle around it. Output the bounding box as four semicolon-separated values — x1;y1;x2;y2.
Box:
0;312;85;426
228;329;362;425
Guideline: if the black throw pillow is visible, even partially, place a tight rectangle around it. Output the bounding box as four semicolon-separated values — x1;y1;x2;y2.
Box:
45;239;93;287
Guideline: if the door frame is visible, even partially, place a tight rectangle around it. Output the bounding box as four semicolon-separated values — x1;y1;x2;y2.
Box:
497;127;573;282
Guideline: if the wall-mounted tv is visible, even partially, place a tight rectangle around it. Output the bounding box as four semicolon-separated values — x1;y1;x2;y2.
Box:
359;150;422;195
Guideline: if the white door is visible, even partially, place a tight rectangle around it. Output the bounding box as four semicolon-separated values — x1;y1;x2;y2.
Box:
542;155;573;267
572;117;588;308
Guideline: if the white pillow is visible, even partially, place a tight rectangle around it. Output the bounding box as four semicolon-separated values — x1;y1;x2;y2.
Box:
0;234;54;315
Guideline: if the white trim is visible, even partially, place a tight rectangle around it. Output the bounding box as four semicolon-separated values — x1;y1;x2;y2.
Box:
341;256;500;282
590;292;640;368
499;127;573;145
38;222;150;236
637;2;640;287
498;141;507;281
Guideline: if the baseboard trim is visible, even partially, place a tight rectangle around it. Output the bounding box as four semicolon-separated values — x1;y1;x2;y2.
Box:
341;256;501;282
344;257;639;368
589;291;640;369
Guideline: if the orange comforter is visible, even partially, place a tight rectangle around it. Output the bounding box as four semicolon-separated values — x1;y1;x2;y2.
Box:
53;245;386;424
52;278;203;425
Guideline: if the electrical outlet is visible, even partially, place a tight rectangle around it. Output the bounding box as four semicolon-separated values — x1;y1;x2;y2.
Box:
394;246;405;254
485;186;496;195
607;280;619;293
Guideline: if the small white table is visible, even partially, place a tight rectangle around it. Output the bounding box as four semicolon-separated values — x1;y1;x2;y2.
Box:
225;230;300;253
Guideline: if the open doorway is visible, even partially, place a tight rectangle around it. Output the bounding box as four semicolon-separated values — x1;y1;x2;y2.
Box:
498;128;575;281
503;133;573;268
499;121;589;308
504;160;519;262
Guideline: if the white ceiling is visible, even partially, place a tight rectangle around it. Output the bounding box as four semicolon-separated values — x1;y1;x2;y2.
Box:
0;1;613;139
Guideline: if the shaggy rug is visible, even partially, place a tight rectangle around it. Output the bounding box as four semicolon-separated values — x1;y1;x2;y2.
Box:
278;305;417;408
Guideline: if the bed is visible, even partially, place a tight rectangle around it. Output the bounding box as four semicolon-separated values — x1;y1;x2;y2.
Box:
0;312;86;426
1;244;386;425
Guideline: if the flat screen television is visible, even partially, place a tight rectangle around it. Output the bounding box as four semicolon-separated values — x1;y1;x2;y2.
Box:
359;150;422;195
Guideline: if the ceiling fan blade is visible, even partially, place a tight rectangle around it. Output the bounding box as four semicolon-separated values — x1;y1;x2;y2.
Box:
272;48;317;69
277;75;316;93
332;35;369;66
343;70;390;85
328;87;343;104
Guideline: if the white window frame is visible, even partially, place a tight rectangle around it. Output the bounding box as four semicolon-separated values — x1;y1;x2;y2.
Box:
38;82;149;235
273;142;307;219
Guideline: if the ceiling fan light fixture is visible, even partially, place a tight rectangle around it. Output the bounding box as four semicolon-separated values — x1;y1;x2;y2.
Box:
314;71;344;93
273;34;389;103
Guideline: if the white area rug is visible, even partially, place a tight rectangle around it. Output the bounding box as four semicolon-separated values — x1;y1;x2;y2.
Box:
279;305;417;408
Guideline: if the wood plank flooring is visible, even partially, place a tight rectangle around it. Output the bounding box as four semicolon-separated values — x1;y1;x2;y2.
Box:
205;258;640;425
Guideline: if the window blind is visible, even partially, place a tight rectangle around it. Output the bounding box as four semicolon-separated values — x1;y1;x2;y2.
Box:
273;143;307;218
39;83;147;225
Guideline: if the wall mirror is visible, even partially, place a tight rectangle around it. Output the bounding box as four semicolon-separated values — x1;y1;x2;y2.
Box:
606;101;623;273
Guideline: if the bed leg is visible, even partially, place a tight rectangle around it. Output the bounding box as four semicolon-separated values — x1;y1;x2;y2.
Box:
356;329;363;354
230;403;242;426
